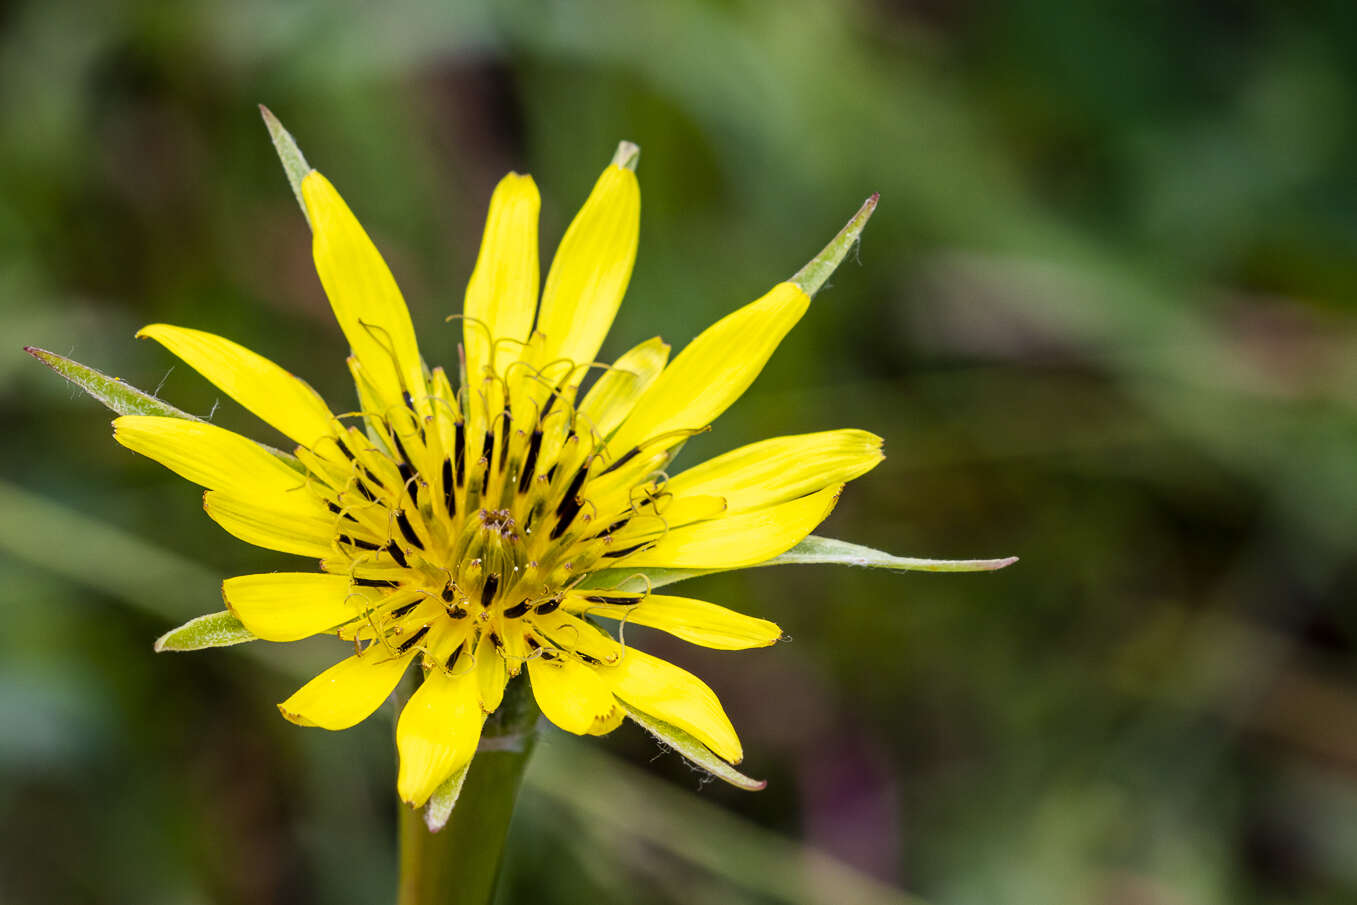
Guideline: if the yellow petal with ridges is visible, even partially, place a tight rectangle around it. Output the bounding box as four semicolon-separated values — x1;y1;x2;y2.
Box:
602;647;742;763
577;336;670;441
527;654;620;736
396;665;484;806
464;172;540;385
565;594;782;650
622;484;842;569
278;645;415;731
606;282;809;456
475;631;507;714
137;324;336;447
303;171;425;409
534;161;639;372
667;429;883;514
223;573;364;642
204;491;337;558
113;416;307;497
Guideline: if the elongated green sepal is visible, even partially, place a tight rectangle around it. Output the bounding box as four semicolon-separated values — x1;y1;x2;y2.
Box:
767;535;1018;572
259;104;314;228
584;534;1017;592
154;610;258;652
791;194;879;297
626;707;766;791
26;346;201;420
28;346;305;469
423;764;470;833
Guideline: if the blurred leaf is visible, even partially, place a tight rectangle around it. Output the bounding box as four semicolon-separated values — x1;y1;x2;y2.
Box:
153;610;258;652
625;706;765;792
527;738;930;905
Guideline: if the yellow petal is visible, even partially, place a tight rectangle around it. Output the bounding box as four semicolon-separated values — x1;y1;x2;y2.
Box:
577;337;670;441
278;645;415;730
395;665;484;806
534;162;639;371
137;324;336;447
302;171;425;409
666;429;883;514
475;630;507;714
566;594;782;650
223;572;364;642
606;282;809;456
464;172;540;384
113;416;307;497
602;647;742;763
526;654;620;736
204;491;336;558
623;484;842;569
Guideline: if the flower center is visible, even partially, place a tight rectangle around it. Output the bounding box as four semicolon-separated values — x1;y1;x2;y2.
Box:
303;368;676;673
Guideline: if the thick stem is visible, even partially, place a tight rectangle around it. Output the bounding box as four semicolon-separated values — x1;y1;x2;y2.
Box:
395;674;540;905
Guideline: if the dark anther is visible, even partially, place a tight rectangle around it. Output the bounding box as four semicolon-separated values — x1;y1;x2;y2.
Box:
488;632;501;649
386;541;409;568
534;598;561;615
556;467;590;516
442;458;456;514
599;446;640;476
540;389;559;421
389;599;420;619
339;534;381;551
551;496;583;540
519;429;543;494
352;577;397;588
402;390;416;412
577;652;601;666
394;510;423;549
601;541;648;559
353;478;376;502
445;645;465;672
496;417;510;474
584;594;642;605
396;624;429;653
480;574;499;609
525;635;541;651
454;421;466;485
388;425;415;471
502;600;531;619
440;583;455;603
540;650;556;661
396;461;416;486
480;430;494;465
449;606;468;619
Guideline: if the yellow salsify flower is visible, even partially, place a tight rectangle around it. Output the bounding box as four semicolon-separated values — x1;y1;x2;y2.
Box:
109;136;888;809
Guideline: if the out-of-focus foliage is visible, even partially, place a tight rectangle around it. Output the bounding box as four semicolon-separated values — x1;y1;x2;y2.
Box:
4;1;1357;903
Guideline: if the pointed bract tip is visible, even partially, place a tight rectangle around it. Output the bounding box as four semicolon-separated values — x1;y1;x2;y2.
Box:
260;104;314;227
611;140;641;171
791;193;881;297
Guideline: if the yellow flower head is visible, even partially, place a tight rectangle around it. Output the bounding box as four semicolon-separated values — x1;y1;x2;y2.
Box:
111;130;886;808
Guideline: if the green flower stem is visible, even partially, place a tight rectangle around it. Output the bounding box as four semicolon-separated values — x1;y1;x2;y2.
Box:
396;674;540;905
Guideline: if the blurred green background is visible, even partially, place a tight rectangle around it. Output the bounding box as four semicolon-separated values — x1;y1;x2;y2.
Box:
6;1;1357;903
